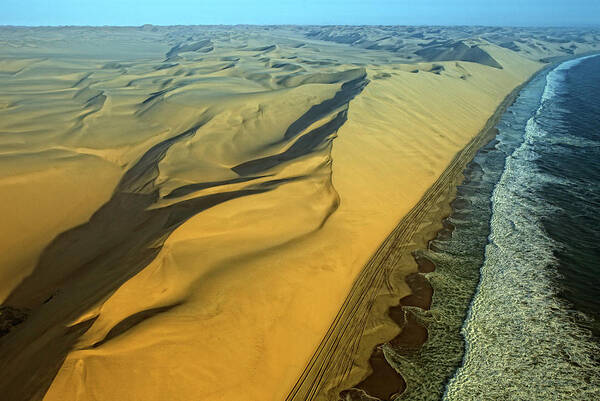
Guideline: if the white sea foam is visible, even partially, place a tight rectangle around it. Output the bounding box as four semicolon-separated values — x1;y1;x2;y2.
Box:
541;55;599;103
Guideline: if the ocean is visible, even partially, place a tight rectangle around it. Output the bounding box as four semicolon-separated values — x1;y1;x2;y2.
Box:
444;55;600;399
389;54;600;400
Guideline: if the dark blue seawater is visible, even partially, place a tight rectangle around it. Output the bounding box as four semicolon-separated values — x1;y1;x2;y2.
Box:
444;55;600;400
541;56;600;335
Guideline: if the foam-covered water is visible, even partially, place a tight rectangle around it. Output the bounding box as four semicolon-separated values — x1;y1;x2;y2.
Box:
444;55;600;400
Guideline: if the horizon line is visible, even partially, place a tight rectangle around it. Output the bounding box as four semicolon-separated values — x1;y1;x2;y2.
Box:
2;23;600;29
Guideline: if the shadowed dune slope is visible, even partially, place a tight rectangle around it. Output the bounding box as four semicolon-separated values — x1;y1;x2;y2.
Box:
415;41;503;69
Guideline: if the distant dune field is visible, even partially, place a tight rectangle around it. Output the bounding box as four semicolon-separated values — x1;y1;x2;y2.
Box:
0;25;598;401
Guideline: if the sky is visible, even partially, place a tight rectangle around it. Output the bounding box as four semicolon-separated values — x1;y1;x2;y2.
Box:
2;0;599;27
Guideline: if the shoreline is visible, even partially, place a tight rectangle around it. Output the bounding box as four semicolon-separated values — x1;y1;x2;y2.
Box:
337;51;600;400
287;60;553;401
444;52;600;400
344;82;535;400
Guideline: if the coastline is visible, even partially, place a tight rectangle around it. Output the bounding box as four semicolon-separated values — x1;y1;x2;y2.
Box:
444;52;600;400
335;51;600;401
288;59;559;401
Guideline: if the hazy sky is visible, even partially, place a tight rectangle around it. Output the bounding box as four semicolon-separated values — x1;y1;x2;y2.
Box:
3;0;599;27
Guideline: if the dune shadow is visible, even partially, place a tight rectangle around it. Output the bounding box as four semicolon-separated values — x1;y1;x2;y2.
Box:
0;70;369;401
0;118;295;401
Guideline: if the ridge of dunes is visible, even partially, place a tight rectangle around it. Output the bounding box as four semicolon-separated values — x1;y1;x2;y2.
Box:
283;45;542;401
0;31;372;397
303;25;600;65
415;41;503;69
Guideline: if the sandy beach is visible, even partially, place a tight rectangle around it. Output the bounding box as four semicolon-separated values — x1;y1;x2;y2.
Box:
0;25;598;401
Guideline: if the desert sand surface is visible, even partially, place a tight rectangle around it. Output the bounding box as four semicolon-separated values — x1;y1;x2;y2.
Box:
0;25;598;401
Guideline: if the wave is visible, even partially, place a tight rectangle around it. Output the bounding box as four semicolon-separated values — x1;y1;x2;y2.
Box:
541;54;599;103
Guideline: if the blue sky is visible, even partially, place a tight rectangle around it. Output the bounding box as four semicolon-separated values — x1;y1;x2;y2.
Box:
2;0;599;27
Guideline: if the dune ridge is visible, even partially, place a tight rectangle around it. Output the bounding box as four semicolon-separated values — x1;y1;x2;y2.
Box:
288;77;534;401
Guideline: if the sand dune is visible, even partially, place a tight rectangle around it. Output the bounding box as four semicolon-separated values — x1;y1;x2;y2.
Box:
0;25;598;401
415;41;503;69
